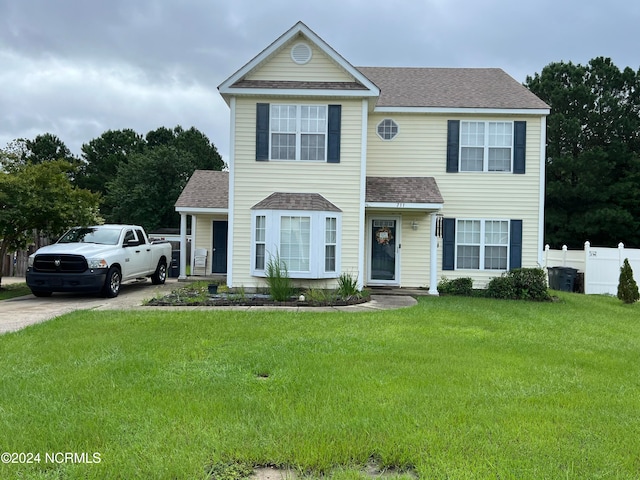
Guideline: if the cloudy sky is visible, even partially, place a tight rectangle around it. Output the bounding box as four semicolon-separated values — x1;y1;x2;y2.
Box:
1;0;638;162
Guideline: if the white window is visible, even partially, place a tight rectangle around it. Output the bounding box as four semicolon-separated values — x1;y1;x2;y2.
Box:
270;105;327;161
255;215;266;270
460;121;513;172
325;217;337;272
377;119;398;140
252;211;341;278
456;219;509;270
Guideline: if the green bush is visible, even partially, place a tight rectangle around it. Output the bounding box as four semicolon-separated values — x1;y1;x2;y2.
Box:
265;253;295;301
437;277;473;296
487;268;551;301
336;272;360;299
617;258;639;304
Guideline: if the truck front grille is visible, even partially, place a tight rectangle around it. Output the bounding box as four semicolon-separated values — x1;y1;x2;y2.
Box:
33;254;88;273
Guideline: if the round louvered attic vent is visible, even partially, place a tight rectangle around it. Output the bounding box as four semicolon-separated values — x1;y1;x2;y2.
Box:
291;42;312;64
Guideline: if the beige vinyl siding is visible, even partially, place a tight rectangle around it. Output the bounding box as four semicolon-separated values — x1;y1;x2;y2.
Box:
246;36;354;83
231;97;364;288
366;113;544;288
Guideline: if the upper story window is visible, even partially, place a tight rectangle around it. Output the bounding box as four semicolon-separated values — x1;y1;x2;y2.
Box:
270;105;327;161
257;103;341;163
460;121;513;172
377;119;398;140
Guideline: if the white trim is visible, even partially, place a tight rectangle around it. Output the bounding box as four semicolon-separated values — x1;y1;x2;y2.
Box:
218;22;380;97
365;202;444;210
227;97;236;287
178;213;187;280
367;216;401;286
374;106;550;116
358;99;369;290
176;207;228;215
429;213;439;295
538;116;547;266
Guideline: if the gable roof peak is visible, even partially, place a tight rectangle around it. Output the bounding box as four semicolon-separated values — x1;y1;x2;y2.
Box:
218;21;380;101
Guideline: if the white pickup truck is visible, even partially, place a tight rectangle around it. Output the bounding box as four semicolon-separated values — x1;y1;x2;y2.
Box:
26;224;172;298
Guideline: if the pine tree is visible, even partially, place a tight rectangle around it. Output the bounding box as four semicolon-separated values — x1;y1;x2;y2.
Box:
617;258;640;304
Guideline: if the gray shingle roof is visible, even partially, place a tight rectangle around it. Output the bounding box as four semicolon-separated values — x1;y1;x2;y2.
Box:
357;67;549;109
175;170;228;209
252;192;342;212
231;79;368;90
366;177;444;204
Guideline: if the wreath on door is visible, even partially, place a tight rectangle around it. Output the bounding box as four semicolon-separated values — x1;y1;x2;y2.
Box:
375;226;393;245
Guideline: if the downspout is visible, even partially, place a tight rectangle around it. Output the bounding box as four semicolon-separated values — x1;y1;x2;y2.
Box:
357;99;369;290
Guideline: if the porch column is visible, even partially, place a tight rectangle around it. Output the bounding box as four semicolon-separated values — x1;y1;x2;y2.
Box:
178;213;187;280
428;212;439;295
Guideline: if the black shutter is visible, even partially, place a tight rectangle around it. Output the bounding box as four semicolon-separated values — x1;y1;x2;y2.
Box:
446;120;460;173
442;218;456;270
256;103;270;161
327;105;341;163
513;121;526;174
509;219;523;269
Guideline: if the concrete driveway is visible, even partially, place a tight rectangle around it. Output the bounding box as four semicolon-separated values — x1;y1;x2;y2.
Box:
0;277;178;334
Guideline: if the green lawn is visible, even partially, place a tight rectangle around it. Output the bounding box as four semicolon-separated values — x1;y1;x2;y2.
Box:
1;293;639;479
0;281;30;300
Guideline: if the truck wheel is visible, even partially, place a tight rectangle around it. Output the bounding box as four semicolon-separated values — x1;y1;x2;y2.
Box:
151;260;167;285
103;267;121;298
32;290;52;298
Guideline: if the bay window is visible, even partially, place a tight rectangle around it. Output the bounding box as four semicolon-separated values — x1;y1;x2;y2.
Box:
252;210;341;278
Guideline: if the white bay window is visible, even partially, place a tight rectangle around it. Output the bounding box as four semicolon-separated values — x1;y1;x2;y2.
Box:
252;210;341;278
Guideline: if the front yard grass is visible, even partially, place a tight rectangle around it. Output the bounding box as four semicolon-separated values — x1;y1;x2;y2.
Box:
1;292;639;479
0;281;30;300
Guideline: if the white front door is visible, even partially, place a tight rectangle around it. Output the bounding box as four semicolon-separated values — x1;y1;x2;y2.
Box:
368;217;400;285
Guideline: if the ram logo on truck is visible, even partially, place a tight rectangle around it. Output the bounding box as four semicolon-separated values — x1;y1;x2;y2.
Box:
26;224;172;298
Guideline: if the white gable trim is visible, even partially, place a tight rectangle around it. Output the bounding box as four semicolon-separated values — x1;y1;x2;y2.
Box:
218;21;379;96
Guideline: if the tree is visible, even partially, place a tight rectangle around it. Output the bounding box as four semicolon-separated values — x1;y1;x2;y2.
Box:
617;258;639;304
0;159;101;288
77;129;146;195
105;146;195;231
525;58;640;248
23;133;75;164
145;125;224;171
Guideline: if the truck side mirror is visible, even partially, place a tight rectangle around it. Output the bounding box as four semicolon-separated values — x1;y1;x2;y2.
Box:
124;239;140;247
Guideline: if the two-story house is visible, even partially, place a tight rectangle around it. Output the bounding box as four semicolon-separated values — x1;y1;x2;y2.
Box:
175;21;550;293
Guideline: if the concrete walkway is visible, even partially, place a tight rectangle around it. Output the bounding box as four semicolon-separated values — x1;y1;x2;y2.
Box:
0;277;418;334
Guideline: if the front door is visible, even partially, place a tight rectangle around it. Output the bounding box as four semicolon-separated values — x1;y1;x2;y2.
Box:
211;221;228;274
369;218;399;284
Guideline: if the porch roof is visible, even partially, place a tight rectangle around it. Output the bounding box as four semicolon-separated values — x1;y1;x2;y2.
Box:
252;192;342;212
175;170;228;211
365;176;444;209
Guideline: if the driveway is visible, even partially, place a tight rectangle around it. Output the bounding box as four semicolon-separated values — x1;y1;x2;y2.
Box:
0;278;178;334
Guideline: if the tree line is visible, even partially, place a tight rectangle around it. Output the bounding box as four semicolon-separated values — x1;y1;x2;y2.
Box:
0;126;223;283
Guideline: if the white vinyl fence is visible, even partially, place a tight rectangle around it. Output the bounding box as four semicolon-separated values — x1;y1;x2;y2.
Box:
543;242;640;295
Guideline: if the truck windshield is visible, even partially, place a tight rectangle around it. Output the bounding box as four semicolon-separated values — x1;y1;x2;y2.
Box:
58;227;121;245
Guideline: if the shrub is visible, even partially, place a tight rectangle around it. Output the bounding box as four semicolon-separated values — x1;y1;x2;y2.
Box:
437;277;473;296
617;258;639;304
336;272;360;299
265;253;295;301
487;268;551;301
